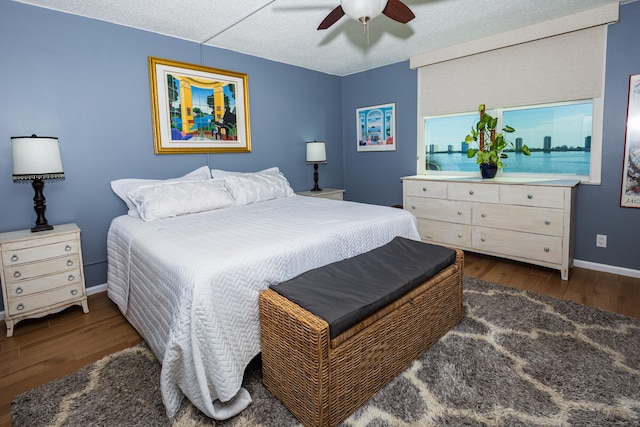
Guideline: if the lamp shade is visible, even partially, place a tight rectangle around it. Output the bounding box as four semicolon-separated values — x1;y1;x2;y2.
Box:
342;0;387;23
306;141;327;163
12;135;65;182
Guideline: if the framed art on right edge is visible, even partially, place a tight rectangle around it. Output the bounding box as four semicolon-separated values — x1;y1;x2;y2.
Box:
621;73;640;208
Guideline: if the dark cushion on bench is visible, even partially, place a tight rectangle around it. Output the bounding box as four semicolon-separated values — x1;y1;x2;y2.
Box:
270;237;457;339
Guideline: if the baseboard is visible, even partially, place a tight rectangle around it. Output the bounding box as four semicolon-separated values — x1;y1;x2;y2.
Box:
573;260;640;278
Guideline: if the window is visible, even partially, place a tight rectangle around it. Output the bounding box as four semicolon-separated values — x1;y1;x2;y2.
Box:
424;101;594;177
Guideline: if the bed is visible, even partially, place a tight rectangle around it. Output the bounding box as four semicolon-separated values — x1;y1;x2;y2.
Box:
106;167;420;420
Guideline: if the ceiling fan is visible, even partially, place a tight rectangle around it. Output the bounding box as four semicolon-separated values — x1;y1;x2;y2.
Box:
317;0;416;30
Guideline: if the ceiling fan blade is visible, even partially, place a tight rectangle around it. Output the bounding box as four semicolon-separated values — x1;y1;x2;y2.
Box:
382;0;415;24
317;5;345;30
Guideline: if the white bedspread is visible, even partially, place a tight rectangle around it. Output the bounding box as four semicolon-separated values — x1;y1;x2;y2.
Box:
107;195;420;420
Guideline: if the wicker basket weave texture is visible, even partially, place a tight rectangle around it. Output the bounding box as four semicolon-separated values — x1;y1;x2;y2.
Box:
259;249;464;427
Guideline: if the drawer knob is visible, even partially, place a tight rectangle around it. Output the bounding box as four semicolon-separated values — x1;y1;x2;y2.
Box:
545;220;551;225
16;287;24;294
17;303;24;311
469;190;474;195
544;247;550;252
422;187;427;192
457;233;463;238
411;205;416;210
13;270;21;279
67;260;74;266
481;237;486;242
71;289;78;296
457;211;462;215
11;254;19;262
481;213;486;218
65;245;72;252
68;274;75;281
527;194;533;199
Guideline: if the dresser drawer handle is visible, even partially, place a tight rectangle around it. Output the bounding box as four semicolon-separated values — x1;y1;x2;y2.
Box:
68;274;75;281
469;190;474;195
527;194;533;199
544;247;550;252
16;287;24;294
457;233;463;238
545;220;551;225
411;205;416;210
71;289;78;296
457;211;462;215
11;254;19;262
65;245;72;252
13;270;21;279
67;260;74;266
422;187;427;192
481;237;486;242
16;303;24;311
481;213;486;218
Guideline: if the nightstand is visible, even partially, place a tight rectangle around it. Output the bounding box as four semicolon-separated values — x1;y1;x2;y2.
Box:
296;188;345;200
0;223;89;337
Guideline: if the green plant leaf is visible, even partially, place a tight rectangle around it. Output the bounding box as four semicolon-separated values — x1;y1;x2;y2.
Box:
503;125;515;133
467;148;477;158
522;145;531;155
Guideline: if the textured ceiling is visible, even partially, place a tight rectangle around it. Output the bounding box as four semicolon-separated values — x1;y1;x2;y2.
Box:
14;0;623;76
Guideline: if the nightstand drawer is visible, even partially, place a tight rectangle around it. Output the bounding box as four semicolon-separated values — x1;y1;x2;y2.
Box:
2;238;79;266
4;254;81;284
6;267;82;298
7;282;85;316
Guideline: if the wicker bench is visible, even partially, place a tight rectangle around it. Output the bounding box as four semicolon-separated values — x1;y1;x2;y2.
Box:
259;238;464;427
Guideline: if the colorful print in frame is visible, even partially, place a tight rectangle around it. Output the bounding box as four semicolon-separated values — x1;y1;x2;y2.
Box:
621;73;640;208
356;103;396;152
149;57;251;154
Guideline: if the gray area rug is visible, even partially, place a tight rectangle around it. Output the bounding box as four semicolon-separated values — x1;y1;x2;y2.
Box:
12;277;640;426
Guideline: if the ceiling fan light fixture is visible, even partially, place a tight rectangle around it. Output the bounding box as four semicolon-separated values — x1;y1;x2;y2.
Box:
342;0;387;25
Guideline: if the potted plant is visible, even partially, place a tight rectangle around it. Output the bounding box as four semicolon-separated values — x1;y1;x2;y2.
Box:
465;104;530;178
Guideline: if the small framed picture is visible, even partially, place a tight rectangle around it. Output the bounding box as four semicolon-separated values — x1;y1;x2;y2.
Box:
356;102;396;152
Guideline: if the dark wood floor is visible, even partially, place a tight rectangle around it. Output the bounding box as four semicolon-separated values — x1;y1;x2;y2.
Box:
1;252;639;427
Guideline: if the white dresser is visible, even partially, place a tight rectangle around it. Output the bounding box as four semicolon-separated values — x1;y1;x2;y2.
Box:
402;176;579;280
0;223;89;337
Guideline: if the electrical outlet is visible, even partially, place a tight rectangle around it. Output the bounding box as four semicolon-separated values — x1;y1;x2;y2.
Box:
596;234;607;248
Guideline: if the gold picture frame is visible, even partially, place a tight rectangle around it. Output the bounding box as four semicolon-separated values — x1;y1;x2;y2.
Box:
148;57;251;154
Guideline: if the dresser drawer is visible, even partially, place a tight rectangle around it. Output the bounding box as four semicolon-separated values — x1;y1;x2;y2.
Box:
416;219;471;248
472;203;564;236
404;180;448;199
7;282;85;317
6;267;82;298
448;182;500;203
472;227;562;264
406;197;471;224
3;254;81;284
2;237;79;266
500;185;565;208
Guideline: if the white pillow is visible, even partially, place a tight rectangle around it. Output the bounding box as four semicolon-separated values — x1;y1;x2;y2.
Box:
223;171;294;206
111;166;211;217
210;166;279;179
126;180;235;221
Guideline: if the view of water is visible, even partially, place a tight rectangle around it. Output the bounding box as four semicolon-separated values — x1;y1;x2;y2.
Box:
427;151;590;175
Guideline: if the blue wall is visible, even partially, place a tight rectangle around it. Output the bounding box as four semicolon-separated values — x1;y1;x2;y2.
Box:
343;1;640;272
0;1;342;292
0;0;638;309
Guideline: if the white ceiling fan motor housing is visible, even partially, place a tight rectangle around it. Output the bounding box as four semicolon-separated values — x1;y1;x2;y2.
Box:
341;0;387;24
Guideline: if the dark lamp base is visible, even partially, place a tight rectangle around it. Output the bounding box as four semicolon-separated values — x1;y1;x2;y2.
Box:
31;223;54;233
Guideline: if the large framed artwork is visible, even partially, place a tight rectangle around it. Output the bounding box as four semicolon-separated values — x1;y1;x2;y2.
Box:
148;57;251;154
356;102;396;152
621;73;640;208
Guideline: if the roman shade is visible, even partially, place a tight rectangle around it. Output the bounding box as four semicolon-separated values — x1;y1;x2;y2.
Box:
412;3;619;117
